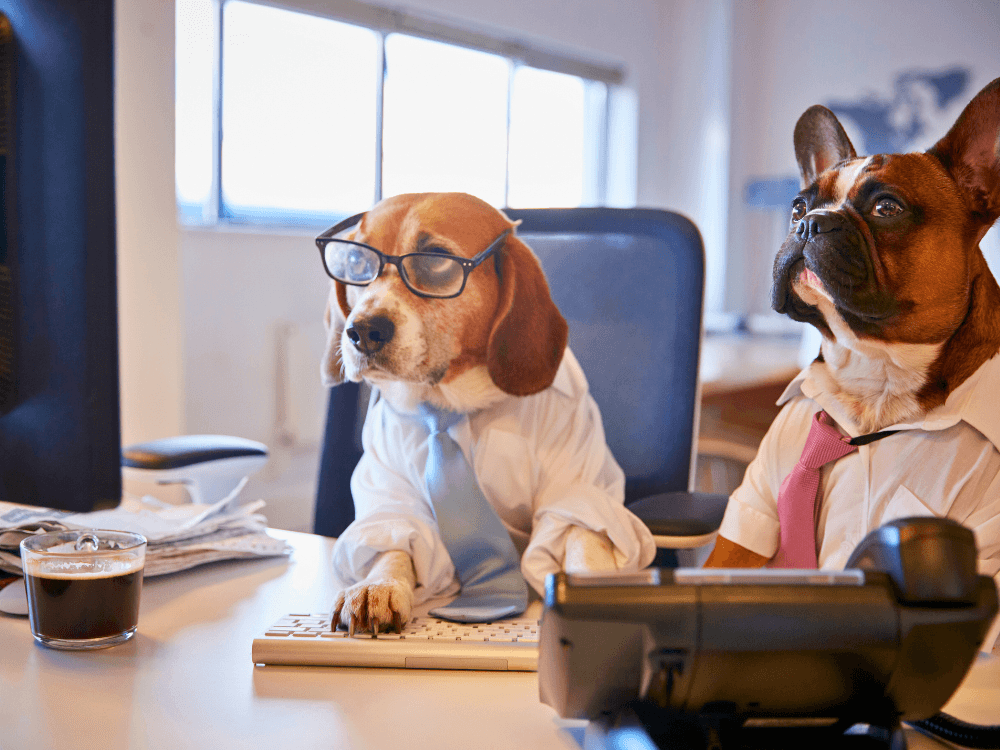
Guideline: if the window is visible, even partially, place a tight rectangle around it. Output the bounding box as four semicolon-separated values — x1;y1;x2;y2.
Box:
508;66;605;208
175;0;216;217
381;35;509;206
221;2;379;221
176;0;626;226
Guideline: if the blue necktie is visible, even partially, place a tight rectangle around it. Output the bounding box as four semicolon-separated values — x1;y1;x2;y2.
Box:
419;404;528;622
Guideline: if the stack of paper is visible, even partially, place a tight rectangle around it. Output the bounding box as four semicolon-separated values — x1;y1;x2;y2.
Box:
0;482;291;577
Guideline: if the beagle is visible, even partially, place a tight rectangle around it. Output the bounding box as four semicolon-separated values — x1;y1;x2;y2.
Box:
320;192;650;633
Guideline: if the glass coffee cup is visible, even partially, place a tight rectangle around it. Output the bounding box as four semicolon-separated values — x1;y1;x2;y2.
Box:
20;529;147;650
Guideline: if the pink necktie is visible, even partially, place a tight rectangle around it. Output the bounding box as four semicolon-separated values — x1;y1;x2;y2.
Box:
770;410;858;569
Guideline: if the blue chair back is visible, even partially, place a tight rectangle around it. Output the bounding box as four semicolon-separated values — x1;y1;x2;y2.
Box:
314;208;705;536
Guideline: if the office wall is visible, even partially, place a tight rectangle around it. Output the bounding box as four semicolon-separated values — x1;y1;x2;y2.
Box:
116;0;185;449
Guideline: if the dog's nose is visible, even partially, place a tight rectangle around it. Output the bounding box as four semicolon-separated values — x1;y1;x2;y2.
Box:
346;316;395;355
797;212;841;239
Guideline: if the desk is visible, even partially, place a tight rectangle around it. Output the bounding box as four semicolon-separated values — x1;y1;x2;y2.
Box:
0;531;575;750
1;530;997;749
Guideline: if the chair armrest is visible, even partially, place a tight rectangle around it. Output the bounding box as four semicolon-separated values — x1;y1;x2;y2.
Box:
121;435;268;505
122;435;268;470
628;491;729;549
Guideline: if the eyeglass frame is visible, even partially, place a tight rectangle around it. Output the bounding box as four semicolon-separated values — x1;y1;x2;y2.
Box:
315;211;512;299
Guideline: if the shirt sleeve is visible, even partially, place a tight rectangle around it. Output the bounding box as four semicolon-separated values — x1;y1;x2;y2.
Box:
958;470;1000;653
520;377;657;595
330;398;459;604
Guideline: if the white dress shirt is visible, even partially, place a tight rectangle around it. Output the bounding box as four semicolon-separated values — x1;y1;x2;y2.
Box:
720;353;1000;651
332;348;657;601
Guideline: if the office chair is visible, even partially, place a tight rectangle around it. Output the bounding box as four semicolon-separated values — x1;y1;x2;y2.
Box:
313;208;729;564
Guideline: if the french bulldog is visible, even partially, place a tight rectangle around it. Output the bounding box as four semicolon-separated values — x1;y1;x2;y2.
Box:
706;77;1000;569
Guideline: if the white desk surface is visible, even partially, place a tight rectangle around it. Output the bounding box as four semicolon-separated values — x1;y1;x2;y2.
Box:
1;529;997;750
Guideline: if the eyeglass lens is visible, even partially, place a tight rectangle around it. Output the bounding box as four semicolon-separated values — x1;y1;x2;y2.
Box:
325;243;379;283
323;241;380;284
324;241;467;297
401;254;465;296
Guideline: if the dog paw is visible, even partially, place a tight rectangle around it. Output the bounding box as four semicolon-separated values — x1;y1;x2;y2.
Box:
563;526;618;574
332;579;413;635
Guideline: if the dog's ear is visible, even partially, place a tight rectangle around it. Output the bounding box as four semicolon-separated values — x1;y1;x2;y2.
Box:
319;216;366;387
321;282;352;387
793;105;858;187
487;234;568;396
927;77;1000;230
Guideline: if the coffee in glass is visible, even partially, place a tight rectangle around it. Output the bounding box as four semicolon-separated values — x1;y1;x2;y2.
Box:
20;529;147;650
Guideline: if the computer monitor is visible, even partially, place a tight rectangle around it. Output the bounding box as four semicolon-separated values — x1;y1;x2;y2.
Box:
0;0;122;512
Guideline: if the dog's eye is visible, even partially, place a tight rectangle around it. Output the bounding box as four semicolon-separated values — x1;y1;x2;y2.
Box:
402;254;465;296
790;199;807;223
873;198;903;218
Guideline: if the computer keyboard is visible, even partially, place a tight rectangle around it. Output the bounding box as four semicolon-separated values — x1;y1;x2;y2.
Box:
251;613;540;671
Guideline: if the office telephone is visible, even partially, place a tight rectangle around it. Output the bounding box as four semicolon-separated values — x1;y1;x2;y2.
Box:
539;517;999;749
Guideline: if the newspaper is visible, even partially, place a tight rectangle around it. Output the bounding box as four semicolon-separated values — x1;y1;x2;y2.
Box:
0;480;291;577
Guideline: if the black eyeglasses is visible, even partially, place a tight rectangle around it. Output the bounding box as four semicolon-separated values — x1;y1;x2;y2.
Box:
315;212;511;299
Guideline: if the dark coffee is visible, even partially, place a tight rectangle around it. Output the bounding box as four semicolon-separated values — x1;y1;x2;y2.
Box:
25;569;142;641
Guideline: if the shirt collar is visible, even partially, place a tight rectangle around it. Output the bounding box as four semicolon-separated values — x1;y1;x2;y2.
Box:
778;353;1000;447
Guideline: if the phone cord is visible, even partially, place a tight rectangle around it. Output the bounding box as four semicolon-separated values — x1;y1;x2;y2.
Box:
911;712;1000;749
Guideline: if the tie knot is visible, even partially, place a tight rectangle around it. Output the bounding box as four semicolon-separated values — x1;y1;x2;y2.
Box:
419;403;466;435
798;410;858;469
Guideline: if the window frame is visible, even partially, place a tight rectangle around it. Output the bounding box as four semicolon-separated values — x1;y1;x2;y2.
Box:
179;0;627;227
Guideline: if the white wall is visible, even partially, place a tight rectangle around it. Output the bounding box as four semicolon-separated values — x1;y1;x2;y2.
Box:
180;226;331;526
116;0;184;448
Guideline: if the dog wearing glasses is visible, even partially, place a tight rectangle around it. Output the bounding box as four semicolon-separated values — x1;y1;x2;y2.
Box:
320;192;655;634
